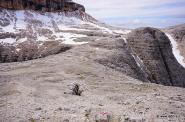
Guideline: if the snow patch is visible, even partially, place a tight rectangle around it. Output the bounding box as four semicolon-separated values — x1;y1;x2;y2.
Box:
2;21;15;33
122;37;127;43
16;48;21;52
0;9;131;46
60;25;89;31
113;29;131;35
37;35;48;42
166;33;185;68
82;22;131;35
53;32;88;45
15;11;27;30
0;38;16;44
17;38;27;43
83;22;113;34
61;33;88;45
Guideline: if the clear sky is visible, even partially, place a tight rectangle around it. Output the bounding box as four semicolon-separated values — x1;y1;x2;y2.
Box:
74;0;185;28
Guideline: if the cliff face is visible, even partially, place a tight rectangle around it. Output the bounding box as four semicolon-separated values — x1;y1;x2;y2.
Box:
0;8;97;62
0;0;85;12
127;27;185;87
167;24;185;62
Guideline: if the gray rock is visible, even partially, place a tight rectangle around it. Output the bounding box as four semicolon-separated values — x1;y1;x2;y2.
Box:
0;41;72;63
127;27;185;87
96;37;150;83
167;24;185;61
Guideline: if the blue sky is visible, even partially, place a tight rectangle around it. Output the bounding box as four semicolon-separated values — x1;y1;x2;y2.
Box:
74;0;185;28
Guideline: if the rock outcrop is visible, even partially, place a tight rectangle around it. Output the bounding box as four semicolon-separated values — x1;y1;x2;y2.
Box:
167;24;185;61
97;37;150;83
127;27;185;87
0;0;85;12
0;8;96;63
0;41;71;63
167;24;185;43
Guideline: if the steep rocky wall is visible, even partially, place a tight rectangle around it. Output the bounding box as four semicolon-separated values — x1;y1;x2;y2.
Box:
127;27;185;87
167;24;185;43
96;37;150;83
167;24;185;62
0;8;97;63
0;0;85;12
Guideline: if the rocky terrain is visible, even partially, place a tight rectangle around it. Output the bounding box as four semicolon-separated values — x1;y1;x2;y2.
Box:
0;42;185;122
126;27;185;87
165;24;185;63
0;0;85;12
0;8;96;62
0;1;185;122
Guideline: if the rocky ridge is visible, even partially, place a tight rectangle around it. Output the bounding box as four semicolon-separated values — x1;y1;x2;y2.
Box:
0;8;97;62
0;0;85;12
166;24;185;63
126;27;185;87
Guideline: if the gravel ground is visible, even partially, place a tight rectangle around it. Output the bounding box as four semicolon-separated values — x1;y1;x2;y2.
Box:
0;39;185;122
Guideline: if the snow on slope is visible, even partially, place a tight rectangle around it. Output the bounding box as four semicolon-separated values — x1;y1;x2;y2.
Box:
0;9;89;45
0;9;132;46
166;33;185;68
86;22;131;34
0;38;15;44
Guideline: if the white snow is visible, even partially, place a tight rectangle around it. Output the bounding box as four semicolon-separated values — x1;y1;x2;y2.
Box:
53;31;88;45
37;35;48;42
15;11;27;30
0;10;26;33
122;37;127;43
83;22;113;34
59;25;90;31
113;29;131;35
82;22;132;35
166;33;185;68
61;33;88;45
0;38;16;44
0;9;132;46
131;52;142;68
50;12;82;25
2;21;15;33
17;38;27;43
16;48;21;52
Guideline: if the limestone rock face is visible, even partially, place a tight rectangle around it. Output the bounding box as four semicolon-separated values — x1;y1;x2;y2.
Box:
97;37;150;83
0;9;96;63
167;24;185;61
127;27;185;87
168;24;185;43
0;0;85;12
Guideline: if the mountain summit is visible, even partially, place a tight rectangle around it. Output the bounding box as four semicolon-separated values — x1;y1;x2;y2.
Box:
0;0;85;12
